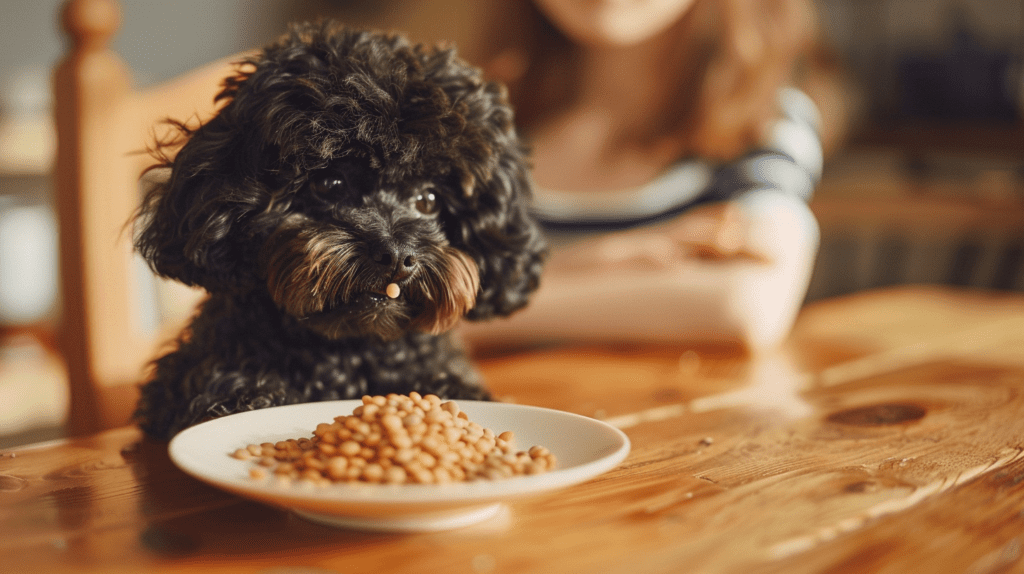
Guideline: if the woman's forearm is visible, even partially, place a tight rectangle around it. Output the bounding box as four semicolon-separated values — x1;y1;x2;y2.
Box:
461;251;811;350
459;193;819;351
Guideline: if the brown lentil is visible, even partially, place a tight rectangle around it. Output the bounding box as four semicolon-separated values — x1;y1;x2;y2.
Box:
231;393;557;486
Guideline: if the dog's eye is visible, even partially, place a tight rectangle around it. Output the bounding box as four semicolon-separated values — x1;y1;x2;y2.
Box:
414;187;440;216
309;174;346;196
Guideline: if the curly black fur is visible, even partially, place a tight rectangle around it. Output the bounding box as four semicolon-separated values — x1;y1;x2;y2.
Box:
132;22;546;439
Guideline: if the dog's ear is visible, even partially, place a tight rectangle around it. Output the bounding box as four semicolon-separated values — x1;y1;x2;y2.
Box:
456;144;548;321
134;114;271;294
422;65;547;321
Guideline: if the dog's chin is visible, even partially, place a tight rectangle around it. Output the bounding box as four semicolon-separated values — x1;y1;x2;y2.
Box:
298;292;415;341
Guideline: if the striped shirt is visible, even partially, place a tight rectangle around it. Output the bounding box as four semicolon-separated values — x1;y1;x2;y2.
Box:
531;87;823;244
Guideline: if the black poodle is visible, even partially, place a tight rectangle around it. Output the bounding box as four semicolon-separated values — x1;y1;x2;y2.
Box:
133;22;546;440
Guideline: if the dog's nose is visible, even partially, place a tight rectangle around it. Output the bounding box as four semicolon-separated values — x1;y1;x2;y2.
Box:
371;241;418;281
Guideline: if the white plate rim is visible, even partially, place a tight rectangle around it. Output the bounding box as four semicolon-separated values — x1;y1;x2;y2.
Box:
168;400;631;511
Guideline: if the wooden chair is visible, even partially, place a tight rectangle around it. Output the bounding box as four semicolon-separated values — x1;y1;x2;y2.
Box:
53;0;243;435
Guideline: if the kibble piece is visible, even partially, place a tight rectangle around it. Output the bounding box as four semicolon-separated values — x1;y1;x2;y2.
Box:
362;463;385;483
339;440;361;457
386;283;401;298
391;433;413;450
424;408;447;424
528;445;550;458
384;466;408;484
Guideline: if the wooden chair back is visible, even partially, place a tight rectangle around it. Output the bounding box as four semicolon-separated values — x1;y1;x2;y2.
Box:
54;0;240;434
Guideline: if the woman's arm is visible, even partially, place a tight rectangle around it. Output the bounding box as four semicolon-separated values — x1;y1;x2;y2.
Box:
459;191;819;352
460;87;826;352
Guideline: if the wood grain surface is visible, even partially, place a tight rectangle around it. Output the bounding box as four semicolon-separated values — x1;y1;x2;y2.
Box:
3;285;1024;573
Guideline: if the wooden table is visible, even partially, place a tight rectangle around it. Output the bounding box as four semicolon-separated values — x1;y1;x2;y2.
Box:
4;285;1024;573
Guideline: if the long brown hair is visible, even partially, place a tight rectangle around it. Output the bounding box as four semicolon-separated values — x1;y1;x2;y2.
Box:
479;0;817;161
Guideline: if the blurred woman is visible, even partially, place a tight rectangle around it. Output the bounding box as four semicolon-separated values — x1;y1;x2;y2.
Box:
460;0;852;352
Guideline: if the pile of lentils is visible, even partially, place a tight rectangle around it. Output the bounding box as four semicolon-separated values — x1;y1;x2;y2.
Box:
231;392;557;486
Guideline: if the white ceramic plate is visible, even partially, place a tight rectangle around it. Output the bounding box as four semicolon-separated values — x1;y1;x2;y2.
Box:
168;400;630;531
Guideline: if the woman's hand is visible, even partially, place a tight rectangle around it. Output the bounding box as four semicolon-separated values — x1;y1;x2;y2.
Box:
666;201;769;262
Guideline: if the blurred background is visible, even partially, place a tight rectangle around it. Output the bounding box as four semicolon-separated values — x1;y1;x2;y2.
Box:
0;0;1022;444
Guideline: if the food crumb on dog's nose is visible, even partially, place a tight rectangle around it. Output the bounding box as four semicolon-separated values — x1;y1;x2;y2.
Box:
386;283;400;299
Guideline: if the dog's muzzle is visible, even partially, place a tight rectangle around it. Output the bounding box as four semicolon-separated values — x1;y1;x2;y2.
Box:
260;215;479;340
